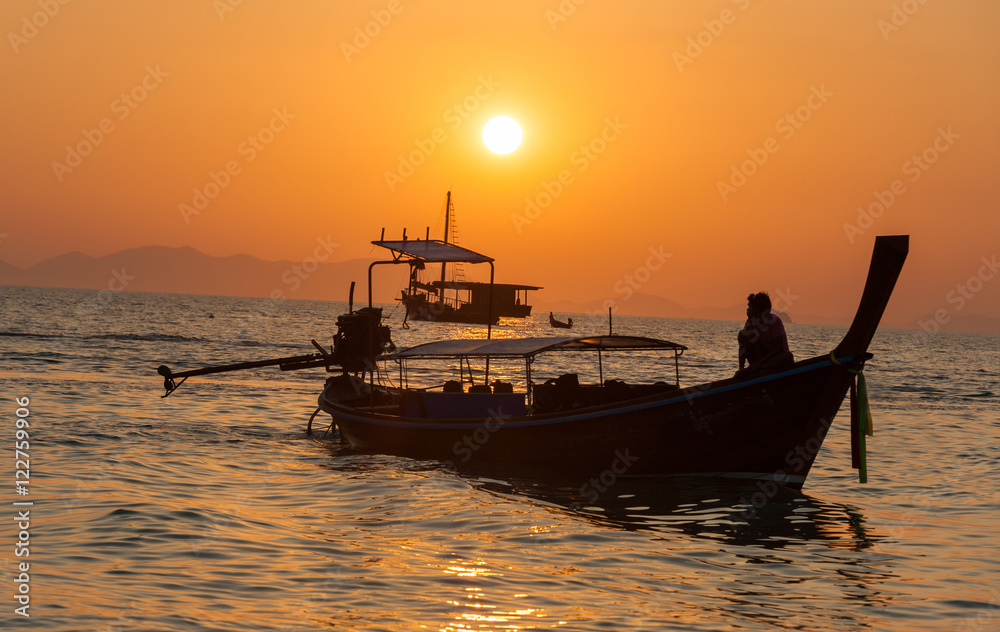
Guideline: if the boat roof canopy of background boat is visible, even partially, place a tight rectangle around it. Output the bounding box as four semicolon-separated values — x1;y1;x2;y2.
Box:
374;237;494;263
372;232;508;334
368;228;496;324
377;238;540;291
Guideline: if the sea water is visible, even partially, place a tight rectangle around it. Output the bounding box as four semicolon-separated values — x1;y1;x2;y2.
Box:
0;285;997;631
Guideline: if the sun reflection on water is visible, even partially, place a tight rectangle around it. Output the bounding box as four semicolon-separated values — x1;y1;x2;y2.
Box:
438;560;565;631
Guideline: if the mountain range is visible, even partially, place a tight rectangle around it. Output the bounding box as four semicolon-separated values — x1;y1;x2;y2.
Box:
2;246;998;334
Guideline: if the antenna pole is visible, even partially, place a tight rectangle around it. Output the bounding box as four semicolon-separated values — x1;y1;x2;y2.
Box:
440;190;451;300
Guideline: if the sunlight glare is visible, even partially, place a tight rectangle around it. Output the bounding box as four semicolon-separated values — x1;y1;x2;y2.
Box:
482;116;523;154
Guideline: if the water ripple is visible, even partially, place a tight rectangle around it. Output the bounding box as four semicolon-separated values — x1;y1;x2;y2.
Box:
3;286;997;631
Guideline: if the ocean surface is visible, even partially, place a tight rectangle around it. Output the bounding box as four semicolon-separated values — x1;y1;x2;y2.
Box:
1;285;998;632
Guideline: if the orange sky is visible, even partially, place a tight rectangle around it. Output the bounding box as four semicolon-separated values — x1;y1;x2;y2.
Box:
2;0;998;323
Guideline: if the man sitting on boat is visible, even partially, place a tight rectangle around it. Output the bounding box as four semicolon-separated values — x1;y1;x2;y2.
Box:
549;312;573;328
737;292;794;376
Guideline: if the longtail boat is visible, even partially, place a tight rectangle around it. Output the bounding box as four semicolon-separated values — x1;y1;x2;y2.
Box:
156;235;908;490
549;313;574;328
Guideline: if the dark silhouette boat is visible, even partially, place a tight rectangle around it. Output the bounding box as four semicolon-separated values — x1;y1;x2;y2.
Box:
399;191;540;325
549;313;573;328
316;235;907;490
156;235;908;490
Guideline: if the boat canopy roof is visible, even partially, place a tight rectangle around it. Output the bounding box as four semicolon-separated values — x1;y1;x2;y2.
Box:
390;335;687;360
432;280;543;291
372;239;493;264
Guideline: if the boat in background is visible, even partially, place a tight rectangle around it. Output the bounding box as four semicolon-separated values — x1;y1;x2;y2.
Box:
399;191;541;325
549;313;573;328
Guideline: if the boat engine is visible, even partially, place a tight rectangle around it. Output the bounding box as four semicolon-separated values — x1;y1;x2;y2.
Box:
332;307;395;373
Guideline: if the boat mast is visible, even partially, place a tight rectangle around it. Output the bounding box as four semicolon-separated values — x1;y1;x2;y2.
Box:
439;190;451;302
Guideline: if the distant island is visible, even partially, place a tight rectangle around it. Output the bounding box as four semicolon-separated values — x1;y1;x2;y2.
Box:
2;246;998;334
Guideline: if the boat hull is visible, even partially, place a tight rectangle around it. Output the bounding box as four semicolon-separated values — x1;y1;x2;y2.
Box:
401;288;533;324
319;355;859;490
400;292;498;324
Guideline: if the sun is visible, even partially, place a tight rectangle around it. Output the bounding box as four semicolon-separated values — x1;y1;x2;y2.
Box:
482;116;522;155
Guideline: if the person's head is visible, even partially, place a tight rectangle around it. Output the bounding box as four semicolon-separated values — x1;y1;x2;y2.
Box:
746;292;772;317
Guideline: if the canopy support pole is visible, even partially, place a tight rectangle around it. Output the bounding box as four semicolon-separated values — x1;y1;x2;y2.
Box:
368;259;408;396
487;262;495;340
598;349;604;385
526;357;533;407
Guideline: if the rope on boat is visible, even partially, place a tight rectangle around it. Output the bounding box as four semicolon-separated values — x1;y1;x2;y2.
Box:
307;407;336;441
830;351;873;483
375;356;395;389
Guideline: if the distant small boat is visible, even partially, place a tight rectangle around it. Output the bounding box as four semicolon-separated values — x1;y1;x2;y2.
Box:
549;313;573;329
